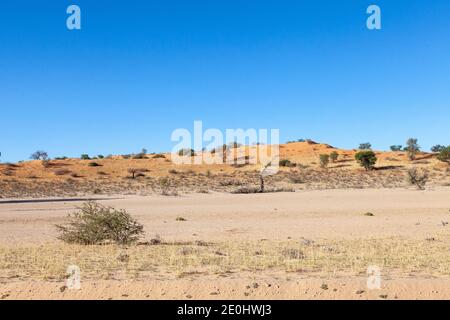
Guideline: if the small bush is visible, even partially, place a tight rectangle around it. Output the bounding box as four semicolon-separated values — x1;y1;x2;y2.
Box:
406;138;420;160
97;155;104;159
431;145;446;153
41;159;51;168
178;148;196;157
152;154;166;159
128;168;148;179
88;162;102;167
390;145;403;152
407;168;428;190
279;159;295;167
329;151;339;163
55;202;144;245
80;154;90;160
437;146;450;163
355;151;377;170
358;143;372;150
319;154;330;168
30;151;48;160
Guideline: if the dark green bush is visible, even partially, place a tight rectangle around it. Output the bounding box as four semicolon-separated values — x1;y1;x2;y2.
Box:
437;146;450;163
355;151;377;170
88;162;101;167
358;143;372;150
432;145;446;153
178;148;196;157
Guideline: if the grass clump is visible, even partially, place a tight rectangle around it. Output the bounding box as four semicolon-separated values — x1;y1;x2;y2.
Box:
55;202;144;245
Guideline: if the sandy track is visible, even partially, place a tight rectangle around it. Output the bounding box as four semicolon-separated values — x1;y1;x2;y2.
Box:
3;277;450;300
1;188;449;244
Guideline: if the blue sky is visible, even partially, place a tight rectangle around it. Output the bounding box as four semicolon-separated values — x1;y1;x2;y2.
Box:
1;1;449;162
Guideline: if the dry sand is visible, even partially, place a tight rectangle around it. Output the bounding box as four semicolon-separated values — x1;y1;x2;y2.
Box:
1;188;450;299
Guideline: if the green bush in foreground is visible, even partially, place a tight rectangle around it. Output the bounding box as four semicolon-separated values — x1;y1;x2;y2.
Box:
56;202;144;245
355;151;377;170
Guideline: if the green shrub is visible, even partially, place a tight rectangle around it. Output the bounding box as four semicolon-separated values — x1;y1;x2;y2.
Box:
55;202;144;245
329;151;339;163
437;146;450;163
358;143;372;150
279;159;292;167
88;162;101;167
178;148;196;157
355;151;377;170
406;138;420;160
80;154;90;160
319;154;330;168
432;145;446;153
30;151;49;160
390;145;403;152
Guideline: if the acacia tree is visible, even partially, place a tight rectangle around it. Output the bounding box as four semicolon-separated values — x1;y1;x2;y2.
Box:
319;154;330;168
390;145;403;152
30;150;48;160
406;138;420;160
359;143;372;150
437;146;450;164
355;151;377;170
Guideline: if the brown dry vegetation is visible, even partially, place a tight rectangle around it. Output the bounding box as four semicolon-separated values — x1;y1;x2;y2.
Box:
2;236;450;283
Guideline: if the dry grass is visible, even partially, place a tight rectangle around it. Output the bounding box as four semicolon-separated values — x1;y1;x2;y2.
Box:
1;236;449;282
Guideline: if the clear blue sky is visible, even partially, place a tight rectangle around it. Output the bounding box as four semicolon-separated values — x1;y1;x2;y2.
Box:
1;1;449;162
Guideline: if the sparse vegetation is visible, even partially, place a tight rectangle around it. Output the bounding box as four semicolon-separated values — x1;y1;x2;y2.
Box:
359;143;372;150
437;147;450;164
407;168;428;190
329;151;339;163
390;145;403;152
88;162;102;167
55;202;144;245
319;154;330;168
128;168;147;179
355;151;377;170
431;145;446;153
133;148;148;159
54;169;71;176
80;154;90;160
30;151;48;161
279;159;295;167
178;148;196;157
406;138;420;160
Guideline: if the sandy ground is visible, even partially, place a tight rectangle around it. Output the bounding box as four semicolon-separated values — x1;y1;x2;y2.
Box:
1;188;449;244
3;277;450;300
1;188;450;300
